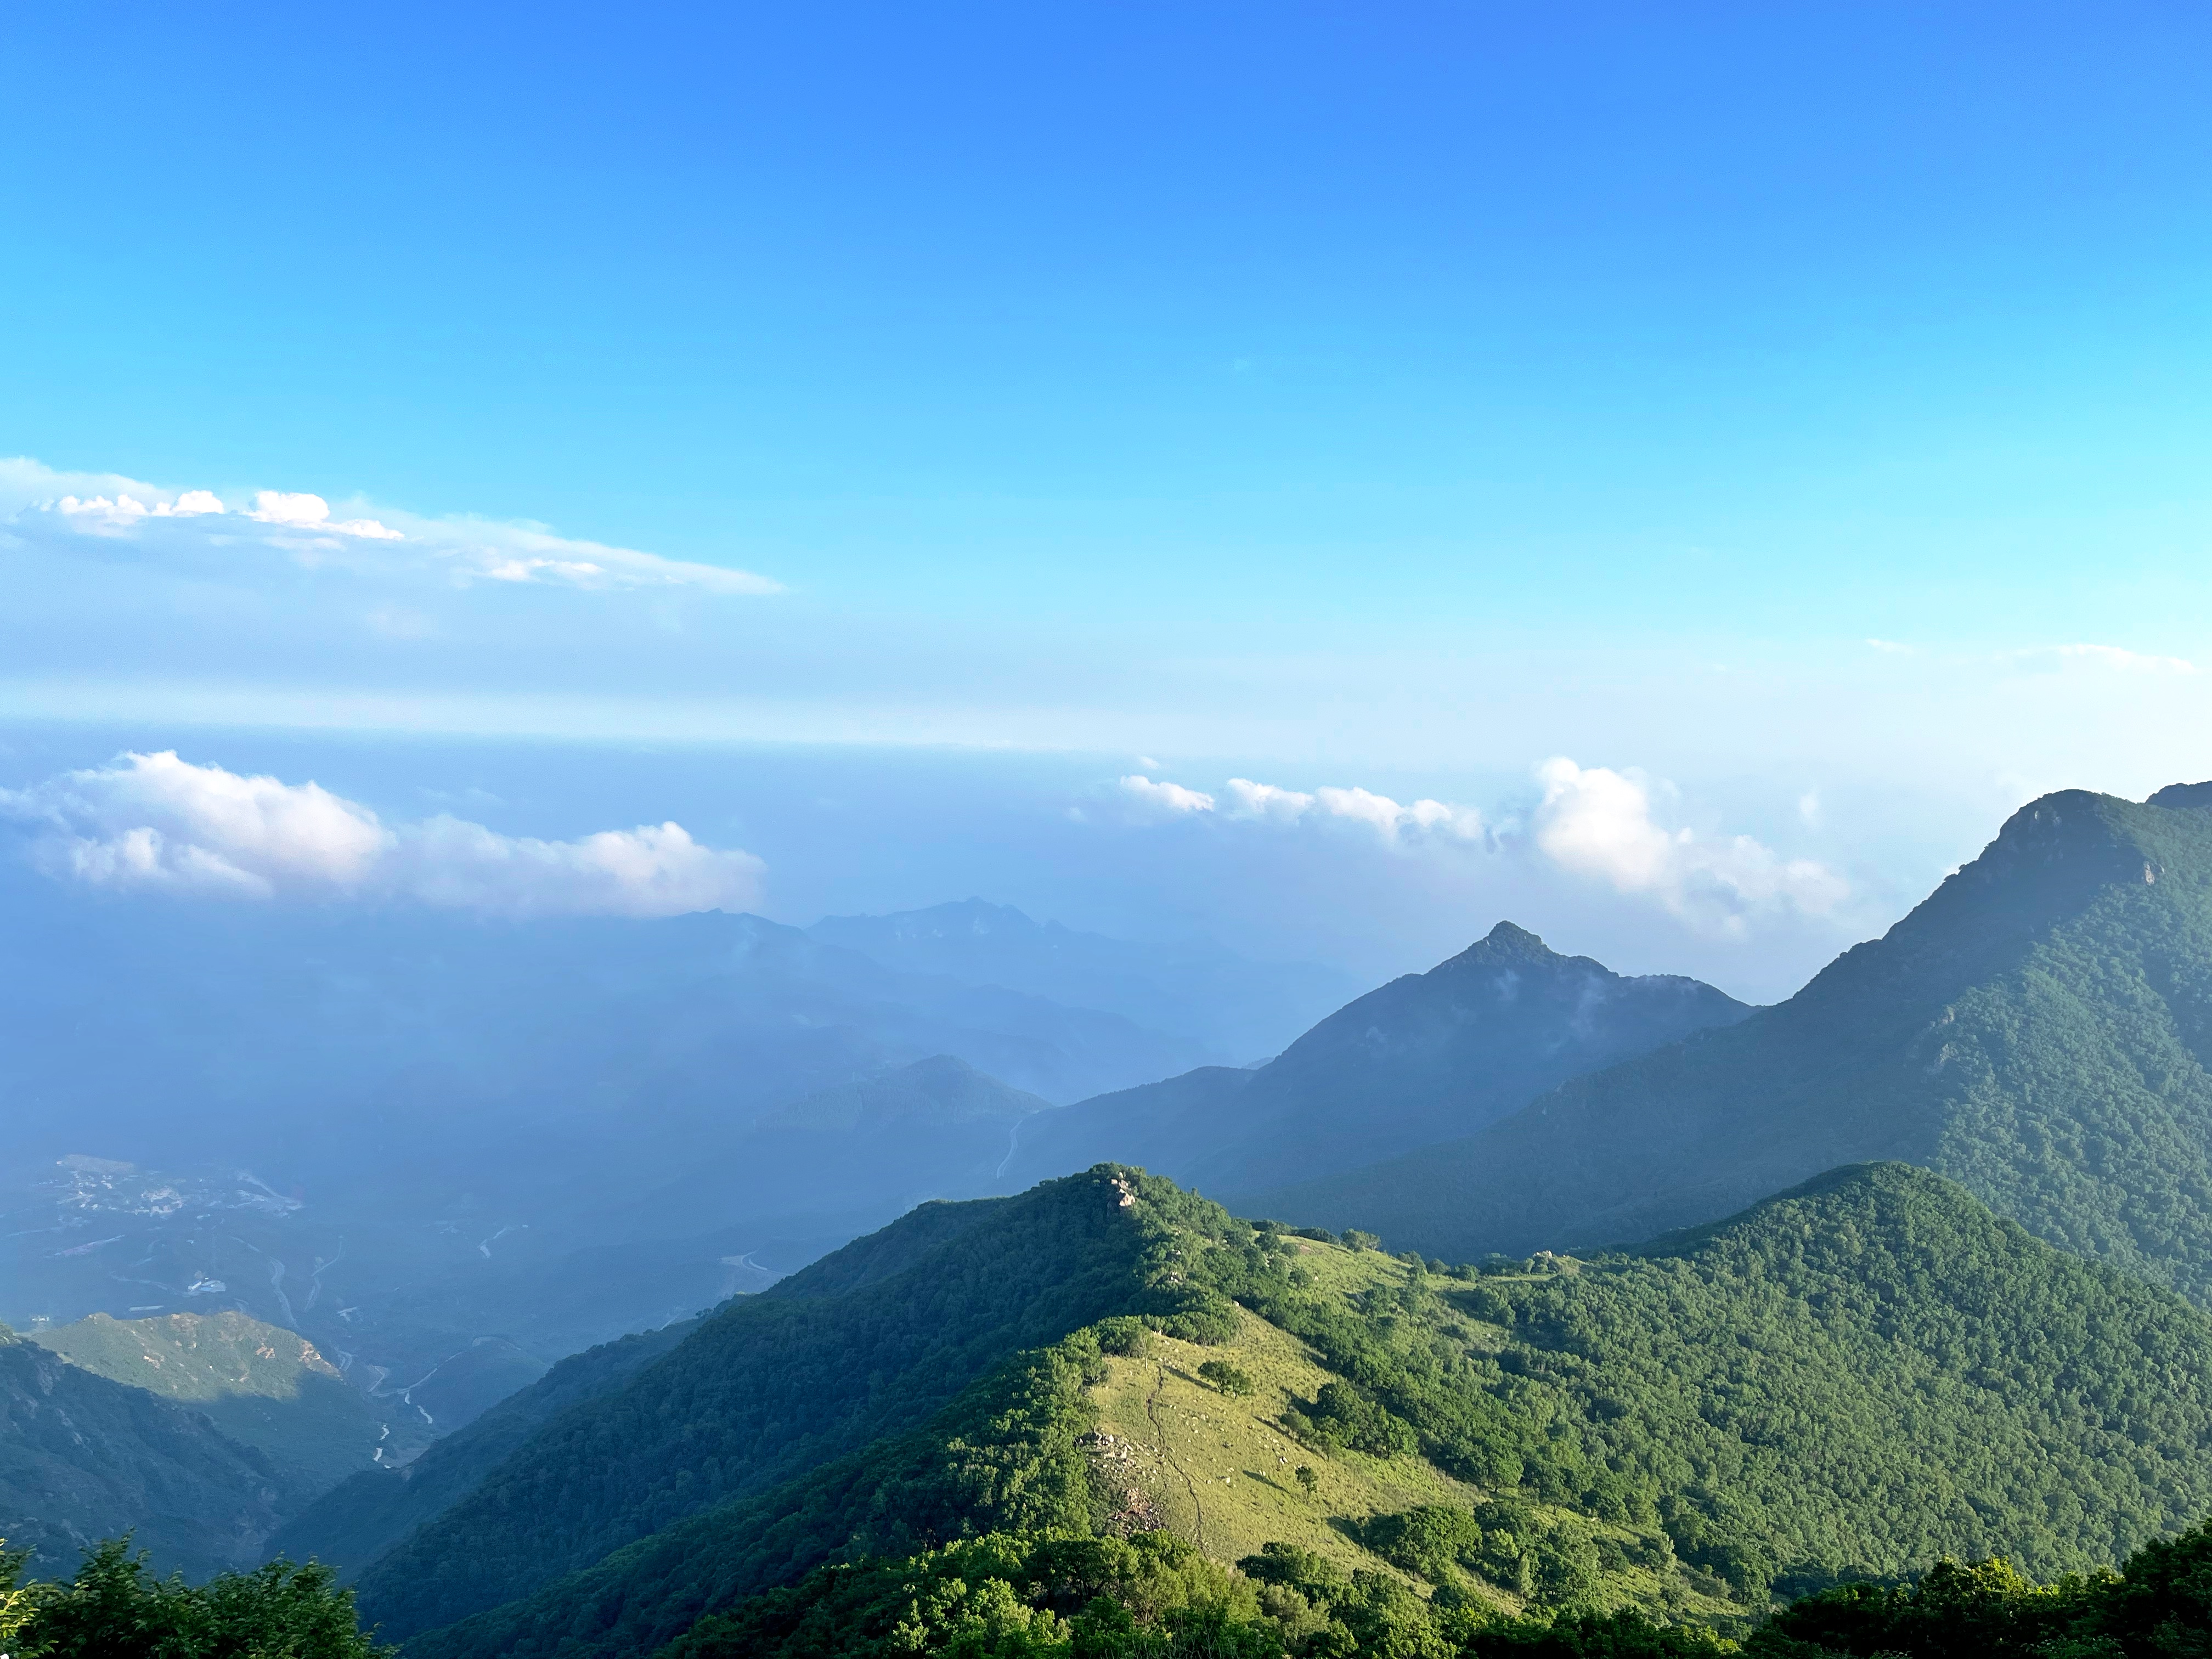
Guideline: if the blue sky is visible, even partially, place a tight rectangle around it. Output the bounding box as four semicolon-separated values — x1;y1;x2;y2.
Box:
3;2;2210;999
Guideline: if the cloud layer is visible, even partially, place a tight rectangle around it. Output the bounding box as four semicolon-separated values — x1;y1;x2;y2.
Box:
1122;773;1487;843
0;752;764;917
5;458;779;595
1530;758;1846;930
1116;759;1844;935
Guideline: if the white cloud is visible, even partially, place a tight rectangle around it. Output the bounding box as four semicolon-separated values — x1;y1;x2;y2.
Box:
1314;785;1484;843
1122;772;1485;844
1223;777;1313;822
1120;774;1216;814
0;752;763;917
247;490;401;540
1;457;780;596
1531;757;1845;932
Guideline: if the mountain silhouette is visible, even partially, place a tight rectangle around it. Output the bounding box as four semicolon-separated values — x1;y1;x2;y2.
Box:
1257;783;2212;1296
1003;921;1748;1197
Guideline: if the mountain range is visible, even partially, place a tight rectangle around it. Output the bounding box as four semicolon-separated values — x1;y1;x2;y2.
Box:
1256;785;2212;1301
286;1159;2212;1656
0;891;1352;1452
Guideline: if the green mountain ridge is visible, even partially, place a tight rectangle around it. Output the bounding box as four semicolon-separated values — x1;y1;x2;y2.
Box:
1252;785;2212;1299
323;1158;2212;1658
349;1170;1226;1644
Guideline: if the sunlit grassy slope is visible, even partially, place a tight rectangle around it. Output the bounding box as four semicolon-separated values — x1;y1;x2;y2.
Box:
1086;1244;1743;1624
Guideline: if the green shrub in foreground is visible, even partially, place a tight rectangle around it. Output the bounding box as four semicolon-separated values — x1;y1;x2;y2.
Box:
1;1537;383;1658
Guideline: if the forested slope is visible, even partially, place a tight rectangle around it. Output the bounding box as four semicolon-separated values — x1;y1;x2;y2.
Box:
377;1163;2212;1658
270;1312;702;1578
1258;786;2212;1295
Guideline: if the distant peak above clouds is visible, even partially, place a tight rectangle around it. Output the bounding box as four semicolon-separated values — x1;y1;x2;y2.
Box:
0;751;763;918
3;456;779;595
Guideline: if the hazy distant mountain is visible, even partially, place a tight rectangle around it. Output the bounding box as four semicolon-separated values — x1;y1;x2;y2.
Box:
590;1054;1051;1243
0;890;1248;1431
808;899;1362;1064
1257;784;2212;1294
1002;922;1749;1197
0;897;1203;1186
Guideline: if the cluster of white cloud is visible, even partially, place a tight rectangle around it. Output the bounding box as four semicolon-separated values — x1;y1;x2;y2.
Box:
1529;758;1847;930
0;752;764;918
1118;759;1846;933
4;458;778;595
1120;773;1487;843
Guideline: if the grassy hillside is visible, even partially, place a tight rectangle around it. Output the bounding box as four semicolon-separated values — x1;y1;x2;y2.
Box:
367;1162;2212;1658
30;1310;387;1495
1257;787;2212;1301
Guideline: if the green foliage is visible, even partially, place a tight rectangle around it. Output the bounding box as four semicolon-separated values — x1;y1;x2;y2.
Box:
396;1171;1283;1659
378;1159;2212;1655
0;1537;383;1657
652;1514;2212;1657
1741;1516;2212;1656
1286;1383;1418;1459
651;1527;1742;1658
1196;1161;2212;1596
660;1531;1270;1658
1197;1361;1255;1397
1344;1232;1383;1253
1359;1506;1486;1587
1098;1319;1155;1359
1158;1292;1241;1346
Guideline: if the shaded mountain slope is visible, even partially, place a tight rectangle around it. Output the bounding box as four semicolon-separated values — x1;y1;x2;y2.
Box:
393;1161;2212;1659
269;1312;702;1580
1005;922;1748;1197
1256;786;2212;1292
0;1323;294;1577
29;1310;384;1496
